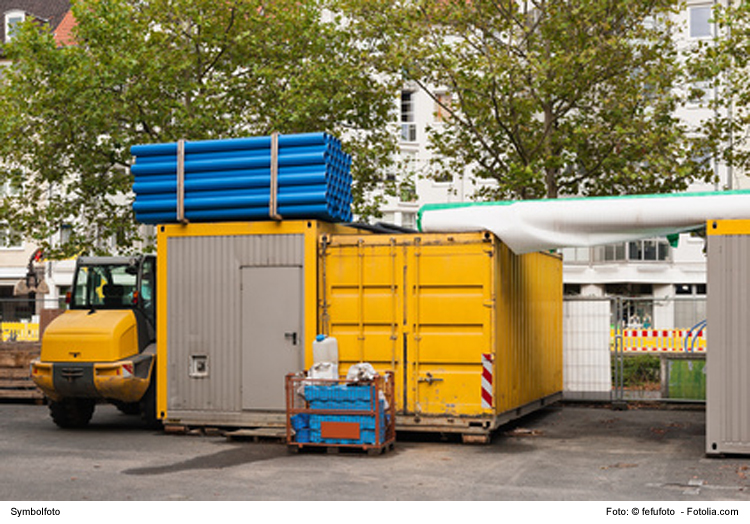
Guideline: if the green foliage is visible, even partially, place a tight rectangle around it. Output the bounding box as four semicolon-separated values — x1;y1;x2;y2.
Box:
0;0;399;257
688;3;750;186
338;0;716;200
616;354;661;388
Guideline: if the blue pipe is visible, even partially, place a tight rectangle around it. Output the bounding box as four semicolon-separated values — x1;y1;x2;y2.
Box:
133;162;335;181
131;151;333;176
133;170;331;195
132;144;336;166
134;182;334;202
130;132;334;157
684;320;707;353
133;189;330;213
131;132;352;225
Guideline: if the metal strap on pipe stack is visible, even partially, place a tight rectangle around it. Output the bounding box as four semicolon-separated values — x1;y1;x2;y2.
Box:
130;132;353;224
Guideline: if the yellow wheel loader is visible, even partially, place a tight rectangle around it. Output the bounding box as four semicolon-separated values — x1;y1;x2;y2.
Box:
31;255;158;428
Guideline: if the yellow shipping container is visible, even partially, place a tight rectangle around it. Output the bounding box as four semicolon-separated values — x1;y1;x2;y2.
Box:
318;231;563;442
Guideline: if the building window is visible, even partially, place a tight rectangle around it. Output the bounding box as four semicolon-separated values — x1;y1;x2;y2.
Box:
688;79;713;106
689;6;713;39
630;239;670;261
380;212;396;225
401;91;416;142
675;284;706;295
0;222;22;249
4;10;25;43
594;243;626;262
401;212;417;230
561;246;591;264
593;239;670;263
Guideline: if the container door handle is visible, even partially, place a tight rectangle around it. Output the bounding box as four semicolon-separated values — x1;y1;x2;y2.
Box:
418;372;443;385
284;332;298;346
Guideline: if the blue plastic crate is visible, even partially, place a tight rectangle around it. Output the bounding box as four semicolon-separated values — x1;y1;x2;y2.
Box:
308;399;373;410
290;413;310;430
308;414;387;445
295;428;313;443
305;384;374;403
306;429;384;446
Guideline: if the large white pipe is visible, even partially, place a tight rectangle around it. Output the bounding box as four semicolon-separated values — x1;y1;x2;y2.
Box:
418;191;750;254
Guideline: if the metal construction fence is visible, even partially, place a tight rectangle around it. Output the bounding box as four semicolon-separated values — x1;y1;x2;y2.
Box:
564;296;707;404
0;298;64;342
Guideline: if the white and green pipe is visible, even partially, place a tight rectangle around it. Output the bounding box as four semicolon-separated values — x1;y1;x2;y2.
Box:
418;190;750;254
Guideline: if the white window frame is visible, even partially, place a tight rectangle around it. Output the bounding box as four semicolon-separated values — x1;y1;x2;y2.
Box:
400;90;417;142
401;211;417;230
689;5;713;39
4;10;25;43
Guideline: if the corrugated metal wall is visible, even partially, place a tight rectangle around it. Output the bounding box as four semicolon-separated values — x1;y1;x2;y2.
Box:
707;222;750;455
495;243;563;414
166;234;304;415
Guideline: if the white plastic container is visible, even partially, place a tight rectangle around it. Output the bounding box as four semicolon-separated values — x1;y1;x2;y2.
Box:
313;334;339;365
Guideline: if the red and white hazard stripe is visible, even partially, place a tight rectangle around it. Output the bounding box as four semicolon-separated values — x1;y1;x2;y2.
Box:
121;363;134;377
481;353;493;409
620;328;706;352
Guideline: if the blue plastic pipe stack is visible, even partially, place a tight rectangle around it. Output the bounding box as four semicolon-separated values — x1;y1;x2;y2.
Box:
130;132;353;224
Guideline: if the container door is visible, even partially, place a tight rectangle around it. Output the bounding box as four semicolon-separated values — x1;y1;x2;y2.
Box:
323;233;495;418
406;240;495;417
241;266;303;411
322;237;407;410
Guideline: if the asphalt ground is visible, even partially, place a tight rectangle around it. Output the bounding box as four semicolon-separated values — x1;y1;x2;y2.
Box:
0;400;748;506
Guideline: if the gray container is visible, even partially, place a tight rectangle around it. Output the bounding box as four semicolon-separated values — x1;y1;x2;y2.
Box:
156;221;359;429
706;220;750;455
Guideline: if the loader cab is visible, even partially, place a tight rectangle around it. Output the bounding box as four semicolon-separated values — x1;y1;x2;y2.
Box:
69;255;156;343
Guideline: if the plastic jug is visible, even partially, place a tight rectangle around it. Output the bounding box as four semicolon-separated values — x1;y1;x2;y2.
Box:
313;334;339;365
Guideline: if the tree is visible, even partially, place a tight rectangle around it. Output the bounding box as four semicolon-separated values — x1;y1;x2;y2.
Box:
337;0;715;200
690;2;750;188
0;0;399;257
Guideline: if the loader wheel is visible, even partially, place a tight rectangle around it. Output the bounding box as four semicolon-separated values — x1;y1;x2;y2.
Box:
49;399;96;428
140;376;161;429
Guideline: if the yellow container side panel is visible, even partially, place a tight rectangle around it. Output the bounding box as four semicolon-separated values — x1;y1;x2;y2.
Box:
406;238;494;417
495;245;563;414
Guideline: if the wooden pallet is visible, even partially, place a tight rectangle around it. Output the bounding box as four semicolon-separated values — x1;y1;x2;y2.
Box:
287;440;395;456
0;344;43;401
225;427;289;443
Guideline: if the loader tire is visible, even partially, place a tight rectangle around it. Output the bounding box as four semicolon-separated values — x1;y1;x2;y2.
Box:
140;376;161;429
49;399;96;428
